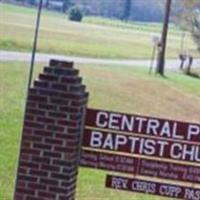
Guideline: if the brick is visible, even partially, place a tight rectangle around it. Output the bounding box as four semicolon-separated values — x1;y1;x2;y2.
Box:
50;97;69;105
63;167;77;174
23;135;42;143
44;67;78;76
54;68;79;76
24;121;45;129
26;115;34;121
21;148;40;156
34;80;49;88
48;111;67;118
59;106;80;113
69;85;85;93
29;88;38;95
37;89;60;97
38;191;56;199
71;101;85;107
36;116;55;124
63;153;77;160
43;151;61;158
60;92;87;100
51;173;71;180
18;175;37;182
34;130;54;137
20;153;31;160
52;159;76;166
52;83;67;91
15;194;25;200
19;161;40;169
38;103;57;111
39;73;58;82
26;108;46;116
61;178;76;187
21;141;32;149
26;196;40;200
50;59;73;68
69;114;82;120
43;67;52;74
65;134;79;140
28;182;46;190
18;167;28;174
67;127;81;134
45;138;63;145
27;102;37;108
55;133;68;139
46;125;64;132
66;140;79;146
40;177;58;185
28;94;47;102
54;146;78;153
33;143;52;151
41;164;60;172
16;180;26;188
23;128;33;134
31;156;50;165
16;187;35;195
61;77;82;84
57;120;79;127
49;186;66;194
30;169;48;177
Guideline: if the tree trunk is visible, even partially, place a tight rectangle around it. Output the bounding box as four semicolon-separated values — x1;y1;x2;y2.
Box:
122;0;132;20
156;0;172;76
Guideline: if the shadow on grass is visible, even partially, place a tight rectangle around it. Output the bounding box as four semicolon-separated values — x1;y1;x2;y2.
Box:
185;72;200;79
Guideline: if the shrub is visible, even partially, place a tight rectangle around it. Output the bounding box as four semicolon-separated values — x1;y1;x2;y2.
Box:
68;6;83;22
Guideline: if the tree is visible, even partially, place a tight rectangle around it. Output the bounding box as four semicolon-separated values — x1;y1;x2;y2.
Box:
63;0;72;13
68;6;83;22
156;0;172;76
173;0;200;75
122;0;132;20
175;0;200;50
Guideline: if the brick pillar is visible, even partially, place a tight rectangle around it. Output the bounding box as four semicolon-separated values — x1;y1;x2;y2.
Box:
14;60;88;200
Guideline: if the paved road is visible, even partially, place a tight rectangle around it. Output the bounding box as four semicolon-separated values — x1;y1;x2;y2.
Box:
1;50;200;70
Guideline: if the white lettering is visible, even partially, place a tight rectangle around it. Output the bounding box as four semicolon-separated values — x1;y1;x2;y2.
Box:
90;131;103;148
187;125;200;140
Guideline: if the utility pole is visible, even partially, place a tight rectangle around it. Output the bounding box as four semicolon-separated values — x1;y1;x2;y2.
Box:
28;0;43;89
156;0;172;76
14;1;43;199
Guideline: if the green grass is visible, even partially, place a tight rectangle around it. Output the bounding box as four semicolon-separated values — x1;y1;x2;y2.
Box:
0;61;200;199
1;3;199;59
84;16;181;36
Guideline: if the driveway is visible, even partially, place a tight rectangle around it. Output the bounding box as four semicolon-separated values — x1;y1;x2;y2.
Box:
0;50;200;70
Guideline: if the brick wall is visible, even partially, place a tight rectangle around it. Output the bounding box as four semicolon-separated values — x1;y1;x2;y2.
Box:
14;60;88;200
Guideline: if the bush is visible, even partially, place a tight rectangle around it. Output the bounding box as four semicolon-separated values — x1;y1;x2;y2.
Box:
68;6;83;22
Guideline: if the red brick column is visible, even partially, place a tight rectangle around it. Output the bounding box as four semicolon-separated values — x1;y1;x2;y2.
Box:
14;60;88;200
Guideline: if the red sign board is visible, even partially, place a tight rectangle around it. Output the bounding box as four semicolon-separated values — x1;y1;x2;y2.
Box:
82;128;200;163
85;108;200;143
106;175;200;200
80;108;200;198
81;149;200;184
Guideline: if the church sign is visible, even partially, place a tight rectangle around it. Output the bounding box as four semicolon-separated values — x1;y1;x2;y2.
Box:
81;108;200;199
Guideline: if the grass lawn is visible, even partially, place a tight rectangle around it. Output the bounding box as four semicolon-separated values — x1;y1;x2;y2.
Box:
0;61;200;199
1;3;199;59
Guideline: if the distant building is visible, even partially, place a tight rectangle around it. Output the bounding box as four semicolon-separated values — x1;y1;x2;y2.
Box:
35;0;64;11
